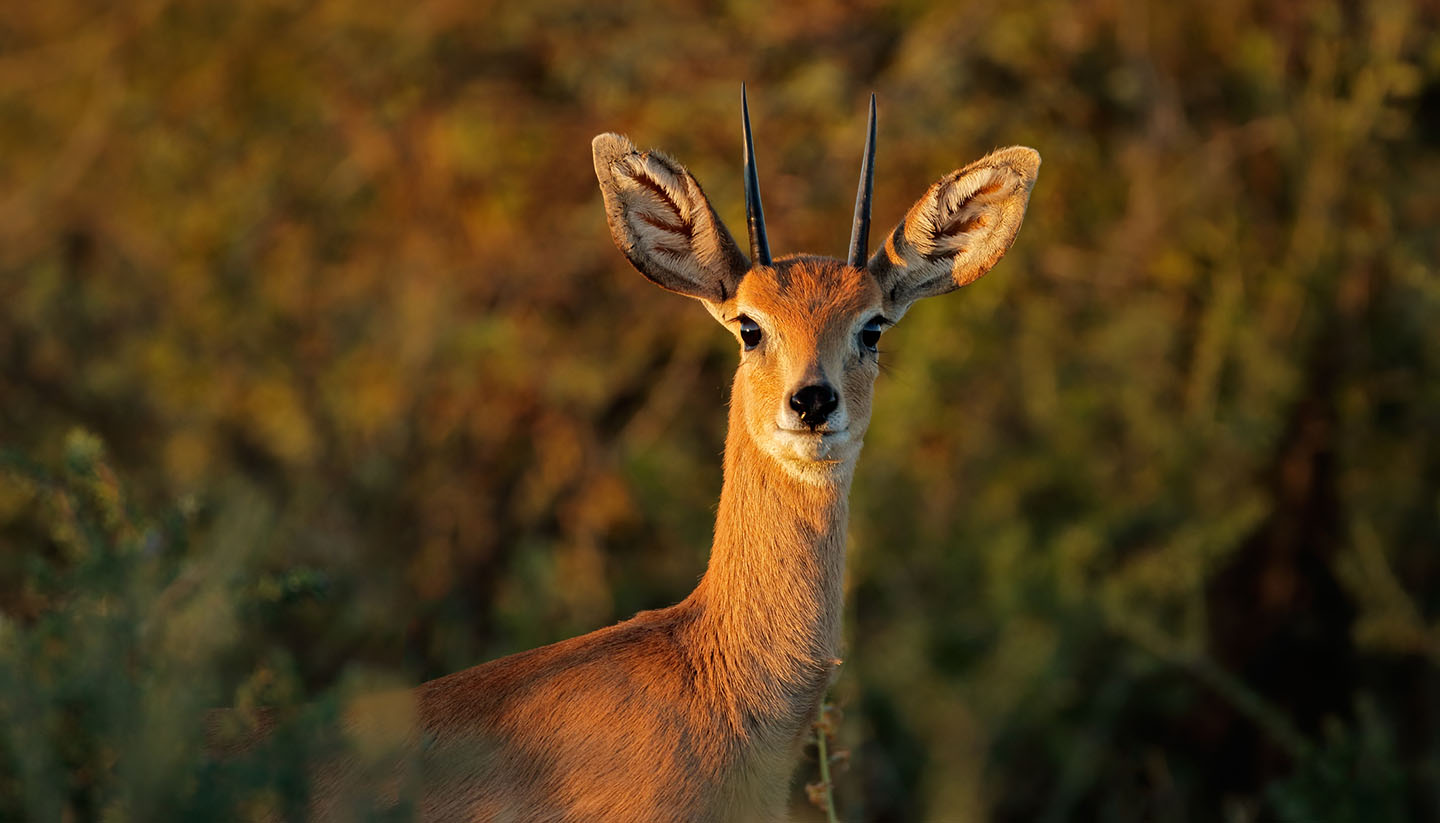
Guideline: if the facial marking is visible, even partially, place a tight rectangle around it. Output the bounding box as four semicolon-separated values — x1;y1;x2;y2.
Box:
723;257;883;479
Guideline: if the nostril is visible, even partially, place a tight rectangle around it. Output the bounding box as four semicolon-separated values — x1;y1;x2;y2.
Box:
790;384;839;426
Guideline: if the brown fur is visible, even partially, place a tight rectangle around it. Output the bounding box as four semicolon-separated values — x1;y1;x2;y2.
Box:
218;128;1038;821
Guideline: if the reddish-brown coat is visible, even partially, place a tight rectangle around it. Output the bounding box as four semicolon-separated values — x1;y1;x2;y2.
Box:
212;126;1037;822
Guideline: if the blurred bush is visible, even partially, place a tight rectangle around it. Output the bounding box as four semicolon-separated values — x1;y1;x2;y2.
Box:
2;0;1438;819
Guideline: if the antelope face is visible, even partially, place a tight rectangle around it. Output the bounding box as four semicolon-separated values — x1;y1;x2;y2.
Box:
593;90;1039;481
712;258;883;470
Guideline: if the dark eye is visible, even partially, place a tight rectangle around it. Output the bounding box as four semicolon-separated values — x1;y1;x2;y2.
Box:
738;316;762;350
860;316;885;352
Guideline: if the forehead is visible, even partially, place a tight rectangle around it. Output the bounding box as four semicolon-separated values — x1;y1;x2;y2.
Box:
735;256;882;328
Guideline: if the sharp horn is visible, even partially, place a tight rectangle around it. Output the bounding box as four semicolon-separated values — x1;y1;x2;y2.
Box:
742;84;771;267
847;93;877;268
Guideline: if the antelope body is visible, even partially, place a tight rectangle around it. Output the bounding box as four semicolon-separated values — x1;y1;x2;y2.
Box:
274;92;1038;821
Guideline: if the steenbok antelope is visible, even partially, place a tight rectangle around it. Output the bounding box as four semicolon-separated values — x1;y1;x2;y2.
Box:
222;89;1038;821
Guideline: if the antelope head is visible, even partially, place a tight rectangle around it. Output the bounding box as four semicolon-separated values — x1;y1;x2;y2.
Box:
593;90;1039;483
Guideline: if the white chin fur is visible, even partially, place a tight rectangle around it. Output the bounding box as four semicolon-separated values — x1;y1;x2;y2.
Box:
766;430;856;477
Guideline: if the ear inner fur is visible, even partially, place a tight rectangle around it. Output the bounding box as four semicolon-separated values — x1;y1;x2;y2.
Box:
593;133;748;302
867;145;1039;314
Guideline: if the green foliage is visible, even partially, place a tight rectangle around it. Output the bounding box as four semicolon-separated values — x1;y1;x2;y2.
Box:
0;433;214;818
2;0;1439;819
1267;698;1410;823
0;435;378;820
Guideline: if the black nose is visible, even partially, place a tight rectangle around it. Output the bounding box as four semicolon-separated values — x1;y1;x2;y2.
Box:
790;384;839;428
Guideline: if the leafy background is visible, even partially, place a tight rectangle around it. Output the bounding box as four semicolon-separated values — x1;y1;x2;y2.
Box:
2;0;1438;820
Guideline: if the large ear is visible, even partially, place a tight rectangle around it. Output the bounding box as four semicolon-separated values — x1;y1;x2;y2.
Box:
593;133;749;303
868;146;1039;315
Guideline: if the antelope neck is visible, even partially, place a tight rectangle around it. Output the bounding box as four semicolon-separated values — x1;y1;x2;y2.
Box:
685;390;854;733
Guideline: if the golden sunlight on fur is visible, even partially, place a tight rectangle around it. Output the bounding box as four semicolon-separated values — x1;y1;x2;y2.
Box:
214;96;1038;821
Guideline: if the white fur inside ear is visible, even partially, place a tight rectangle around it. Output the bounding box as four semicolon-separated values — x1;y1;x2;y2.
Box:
612;152;717;285
593;132;745;301
911;165;1014;259
871;146;1037;306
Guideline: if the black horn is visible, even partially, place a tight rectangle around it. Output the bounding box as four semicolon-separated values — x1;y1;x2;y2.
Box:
847;93;877;268
742;84;771;267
